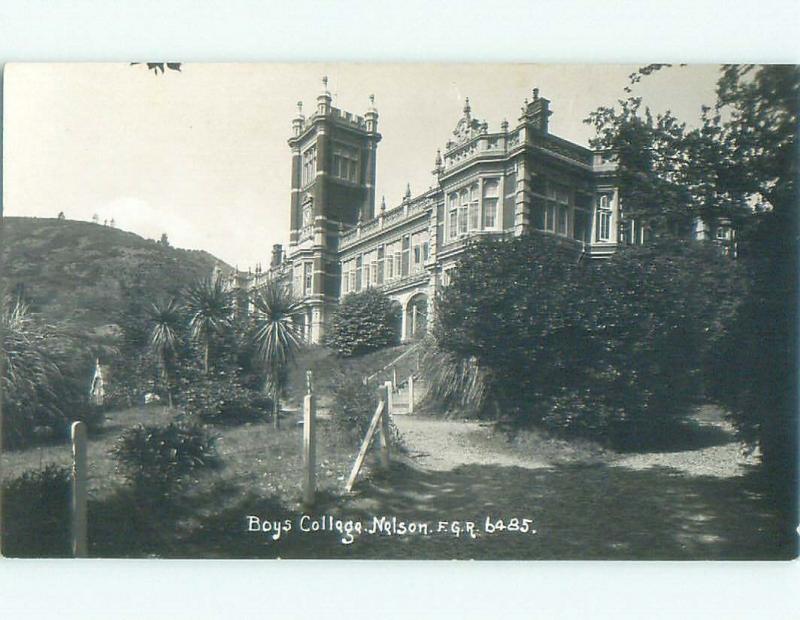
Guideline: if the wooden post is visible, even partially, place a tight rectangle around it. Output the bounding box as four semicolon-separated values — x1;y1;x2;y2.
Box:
303;372;316;506
344;399;385;493
408;374;414;415
70;421;88;558
378;382;392;469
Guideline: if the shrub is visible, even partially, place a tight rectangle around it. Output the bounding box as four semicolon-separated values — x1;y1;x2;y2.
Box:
177;369;272;425
327;289;401;357
330;375;379;444
433;233;744;448
111;423;219;495
1;465;71;557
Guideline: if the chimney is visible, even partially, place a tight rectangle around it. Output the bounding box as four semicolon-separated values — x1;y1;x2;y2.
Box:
522;87;552;133
271;244;283;268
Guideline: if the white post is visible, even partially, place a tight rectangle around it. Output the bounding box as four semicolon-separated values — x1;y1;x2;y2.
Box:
392;367;397;391
303;372;316;506
71;421;88;558
408;374;414;415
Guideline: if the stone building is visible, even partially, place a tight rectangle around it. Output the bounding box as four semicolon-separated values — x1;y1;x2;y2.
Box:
233;78;632;344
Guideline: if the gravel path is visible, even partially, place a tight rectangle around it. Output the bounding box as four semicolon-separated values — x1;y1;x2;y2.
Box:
393;413;758;478
393;416;550;471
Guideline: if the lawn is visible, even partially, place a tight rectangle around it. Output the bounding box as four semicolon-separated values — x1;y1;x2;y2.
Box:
1;402;374;558
2;396;795;560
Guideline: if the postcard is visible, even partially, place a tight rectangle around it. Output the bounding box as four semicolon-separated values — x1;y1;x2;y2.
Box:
1;62;797;560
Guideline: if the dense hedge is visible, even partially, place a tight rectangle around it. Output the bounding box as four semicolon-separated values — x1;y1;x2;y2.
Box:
327;289;401;357
432;232;744;449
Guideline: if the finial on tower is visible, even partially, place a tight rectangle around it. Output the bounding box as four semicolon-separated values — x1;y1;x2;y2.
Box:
380;195;386;212
463;97;471;116
297;101;303;115
404;183;412;201
322;75;328;88
369;93;375;106
533;87;539;100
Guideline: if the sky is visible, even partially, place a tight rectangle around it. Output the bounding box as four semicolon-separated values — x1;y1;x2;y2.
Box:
3;63;722;267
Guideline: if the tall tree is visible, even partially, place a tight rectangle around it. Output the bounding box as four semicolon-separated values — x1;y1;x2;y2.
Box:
146;297;182;406
249;280;304;430
587;65;799;510
185;274;233;375
705;65;799;501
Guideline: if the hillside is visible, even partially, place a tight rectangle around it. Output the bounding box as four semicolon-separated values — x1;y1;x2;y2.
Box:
0;217;231;336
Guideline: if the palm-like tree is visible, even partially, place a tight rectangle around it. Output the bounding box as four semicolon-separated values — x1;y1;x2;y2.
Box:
249;280;304;429
1;294;64;447
146;297;182;406
185;274;233;375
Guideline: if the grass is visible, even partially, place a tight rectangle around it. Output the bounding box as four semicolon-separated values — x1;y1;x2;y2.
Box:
1;402;376;557
2;395;794;560
285;343;415;409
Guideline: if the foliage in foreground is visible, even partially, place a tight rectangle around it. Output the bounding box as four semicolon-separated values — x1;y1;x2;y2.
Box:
1;465;71;557
432;233;744;448
587;64;798;501
111;423;220;495
327;288;401;357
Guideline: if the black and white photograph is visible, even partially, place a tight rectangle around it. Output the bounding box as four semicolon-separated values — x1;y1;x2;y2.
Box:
0;61;797;564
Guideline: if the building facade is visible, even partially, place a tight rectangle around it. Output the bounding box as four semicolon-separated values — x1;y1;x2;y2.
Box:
234;79;632;344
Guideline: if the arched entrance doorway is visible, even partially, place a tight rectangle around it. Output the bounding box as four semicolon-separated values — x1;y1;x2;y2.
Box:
405;293;428;340
390;300;403;344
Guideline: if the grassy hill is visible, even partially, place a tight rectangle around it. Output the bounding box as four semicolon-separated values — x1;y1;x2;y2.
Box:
0;216;231;336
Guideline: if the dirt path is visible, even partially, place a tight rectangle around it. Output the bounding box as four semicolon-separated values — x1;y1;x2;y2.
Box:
393;410;759;479
393;415;550;471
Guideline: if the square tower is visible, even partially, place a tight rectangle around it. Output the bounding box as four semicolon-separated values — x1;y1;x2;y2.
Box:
286;78;381;342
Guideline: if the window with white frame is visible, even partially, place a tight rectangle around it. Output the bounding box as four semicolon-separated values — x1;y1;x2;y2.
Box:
483;179;499;229
458;188;469;235
469;184;480;230
448;193;459;240
557;205;568;235
355;256;363;291
302;146;317;186
377;246;385;284
303;262;313;295
596;195;612;241
545;203;556;232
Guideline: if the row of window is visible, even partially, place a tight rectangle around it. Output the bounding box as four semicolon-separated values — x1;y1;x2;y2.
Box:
446;178;501;240
341;231;430;294
301;142;361;187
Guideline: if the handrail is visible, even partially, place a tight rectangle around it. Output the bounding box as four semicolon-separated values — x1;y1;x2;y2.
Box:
365;340;425;384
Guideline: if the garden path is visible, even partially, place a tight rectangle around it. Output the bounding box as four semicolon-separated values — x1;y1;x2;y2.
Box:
392;415;550;471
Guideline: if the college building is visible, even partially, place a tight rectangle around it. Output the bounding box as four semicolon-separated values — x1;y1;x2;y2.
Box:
231;78;644;344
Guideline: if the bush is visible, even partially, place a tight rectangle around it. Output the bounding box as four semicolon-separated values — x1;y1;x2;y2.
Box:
111;423;219;495
177;369;272;425
1;465;71;557
433;233;744;448
327;289;401;357
330;375;379;444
